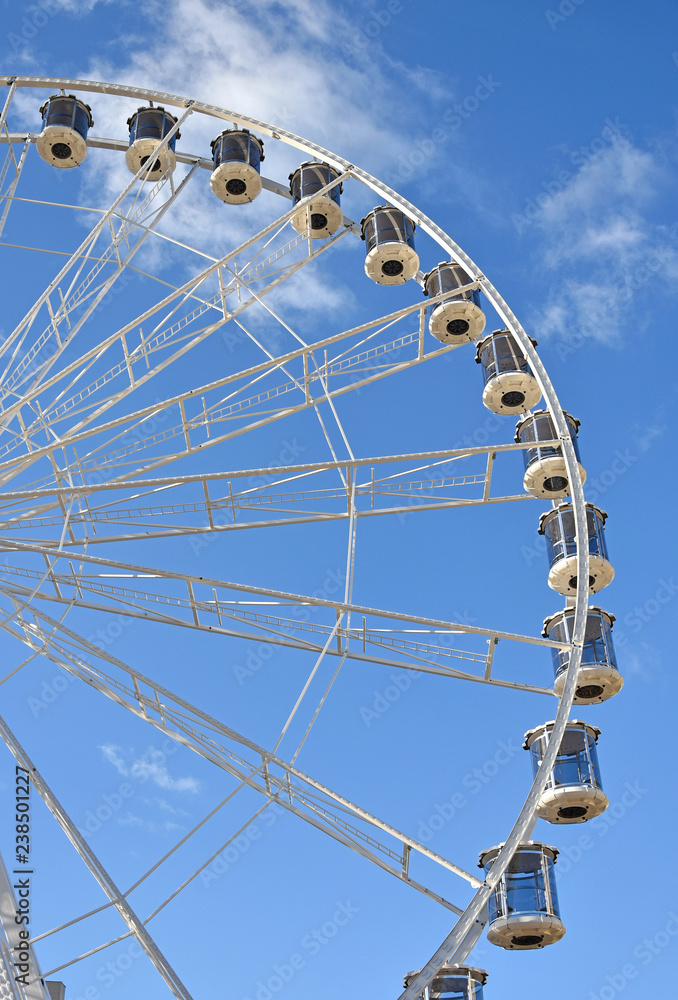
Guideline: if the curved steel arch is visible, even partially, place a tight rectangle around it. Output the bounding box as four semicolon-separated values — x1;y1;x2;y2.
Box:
0;76;591;1000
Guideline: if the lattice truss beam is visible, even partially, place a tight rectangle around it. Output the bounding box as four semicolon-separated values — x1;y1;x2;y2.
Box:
0;106;193;412
0;285;470;490
0;442;545;544
0;539;563;693
0;589;487;931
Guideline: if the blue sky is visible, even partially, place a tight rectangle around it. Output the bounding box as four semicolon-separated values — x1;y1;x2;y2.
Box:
0;2;677;999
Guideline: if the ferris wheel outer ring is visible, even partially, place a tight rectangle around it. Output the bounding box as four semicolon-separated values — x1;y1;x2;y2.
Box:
0;76;594;999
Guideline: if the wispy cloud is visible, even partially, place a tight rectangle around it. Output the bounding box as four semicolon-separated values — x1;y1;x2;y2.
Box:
527;136;678;344
623;643;665;682
116;811;184;834
391;61;456;104
50;0;118;11
100;743;200;793
8;0;428;344
541;139;657;222
74;0;431;174
632;422;666;454
117;811;184;833
100;744;127;774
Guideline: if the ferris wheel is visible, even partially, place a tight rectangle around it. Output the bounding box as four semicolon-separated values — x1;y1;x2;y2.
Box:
0;77;623;1000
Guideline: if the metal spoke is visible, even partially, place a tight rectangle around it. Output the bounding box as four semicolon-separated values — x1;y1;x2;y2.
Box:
0;108;192;404
0;715;195;1000
0;137;30;239
0;289;452;477
0;540;561;695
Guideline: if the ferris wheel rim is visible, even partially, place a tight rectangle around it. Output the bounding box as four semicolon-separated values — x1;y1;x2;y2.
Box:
0;76;595;1000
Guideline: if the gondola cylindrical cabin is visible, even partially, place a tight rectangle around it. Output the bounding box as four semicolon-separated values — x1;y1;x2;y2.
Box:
545;607;623;703
37;94;93;169
475;330;541;414
402;965;487;1000
539;502;614;596
524;720;608;823
423;261;486;345
479;842;565;950
289;161;343;239
515;409;586;499
361;206;419;285
125;106;180;180
210;128;264;204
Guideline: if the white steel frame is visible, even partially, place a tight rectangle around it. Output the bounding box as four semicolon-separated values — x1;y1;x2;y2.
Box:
0;77;593;1000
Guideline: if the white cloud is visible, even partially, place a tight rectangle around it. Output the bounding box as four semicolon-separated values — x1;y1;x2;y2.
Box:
632;422;666;454
7;0;424;348
153;797;190;816
527;137;678;344
100;743;200;793
100;743;127;774
50;0;117;11
75;0;426;174
116;811;183;834
130;753;199;792
390;61;456;104
5;0;457;404
116;811;144;827
539;139;657;227
8;0;448;211
535;137;659;262
622;643;665;682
